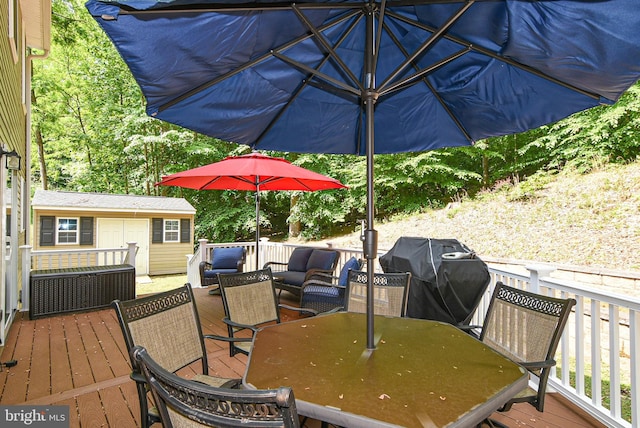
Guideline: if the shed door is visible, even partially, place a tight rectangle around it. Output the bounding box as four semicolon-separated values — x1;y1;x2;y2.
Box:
97;219;149;275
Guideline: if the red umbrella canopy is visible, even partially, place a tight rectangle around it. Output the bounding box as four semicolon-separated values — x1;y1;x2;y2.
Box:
157;152;347;191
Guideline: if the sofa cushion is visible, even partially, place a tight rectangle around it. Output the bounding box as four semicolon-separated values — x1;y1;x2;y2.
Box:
287;247;314;272
276;271;307;287
211;247;244;269
306;249;338;271
338;257;361;286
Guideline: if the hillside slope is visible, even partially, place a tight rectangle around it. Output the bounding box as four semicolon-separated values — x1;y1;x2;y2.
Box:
309;162;640;273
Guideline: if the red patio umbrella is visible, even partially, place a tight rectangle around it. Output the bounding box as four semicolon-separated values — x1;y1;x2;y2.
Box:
156;152;347;265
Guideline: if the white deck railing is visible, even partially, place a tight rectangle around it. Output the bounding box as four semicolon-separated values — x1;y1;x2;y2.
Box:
26;240;637;427
192;240;638;428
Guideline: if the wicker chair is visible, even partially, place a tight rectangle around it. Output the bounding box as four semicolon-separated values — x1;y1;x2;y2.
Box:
468;282;576;426
132;345;300;428
299;257;363;314
217;268;312;357
199;246;246;289
344;270;412;317
112;284;244;428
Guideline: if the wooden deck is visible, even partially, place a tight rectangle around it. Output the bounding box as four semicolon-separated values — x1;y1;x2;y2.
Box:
0;287;606;428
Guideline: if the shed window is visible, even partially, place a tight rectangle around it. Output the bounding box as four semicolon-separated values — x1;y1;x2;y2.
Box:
164;219;180;242
57;218;79;244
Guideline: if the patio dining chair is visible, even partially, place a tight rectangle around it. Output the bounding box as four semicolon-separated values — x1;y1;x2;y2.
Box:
465;282;576;427
217;267;313;357
131;345;300;428
112;284;243;428
344;270;412;317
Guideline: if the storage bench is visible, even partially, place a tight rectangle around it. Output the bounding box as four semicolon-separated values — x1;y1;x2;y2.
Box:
29;264;136;319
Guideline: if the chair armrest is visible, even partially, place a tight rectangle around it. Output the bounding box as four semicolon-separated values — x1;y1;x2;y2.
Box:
301;280;345;292
303;271;339;284
304;268;334;282
263;261;288;271
199;261;212;277
278;303;318;317
203;334;253;344
520;359;556;371
222;318;260;333
458;324;482;335
130;371;146;384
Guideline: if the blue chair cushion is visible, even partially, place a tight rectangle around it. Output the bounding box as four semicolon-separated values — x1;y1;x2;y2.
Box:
304;285;340;297
211;247;244;269
287;247;314;272
204;268;238;278
277;271;307;287
338;257;361;286
306;249;338;271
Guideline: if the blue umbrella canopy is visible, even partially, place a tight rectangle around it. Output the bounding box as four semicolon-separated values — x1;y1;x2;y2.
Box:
86;0;640;154
86;0;640;348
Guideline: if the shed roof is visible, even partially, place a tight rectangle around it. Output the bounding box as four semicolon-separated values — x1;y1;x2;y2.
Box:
32;190;196;215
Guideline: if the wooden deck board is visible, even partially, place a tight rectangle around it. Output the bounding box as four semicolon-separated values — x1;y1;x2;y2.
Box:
0;287;606;428
50;313;75;395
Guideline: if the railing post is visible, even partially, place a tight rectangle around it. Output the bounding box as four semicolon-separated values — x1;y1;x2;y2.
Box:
126;242;137;268
199;239;209;263
20;245;32;311
526;264;555;293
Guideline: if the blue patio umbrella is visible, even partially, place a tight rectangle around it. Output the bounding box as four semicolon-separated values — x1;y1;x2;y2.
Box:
86;0;640;349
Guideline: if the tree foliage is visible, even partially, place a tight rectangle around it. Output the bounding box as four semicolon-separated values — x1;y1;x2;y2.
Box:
32;0;640;243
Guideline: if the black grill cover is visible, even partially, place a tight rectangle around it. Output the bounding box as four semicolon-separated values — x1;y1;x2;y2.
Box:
379;237;490;325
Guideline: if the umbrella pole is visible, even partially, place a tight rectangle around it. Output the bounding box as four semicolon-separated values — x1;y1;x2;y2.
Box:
363;4;378;351
255;187;260;270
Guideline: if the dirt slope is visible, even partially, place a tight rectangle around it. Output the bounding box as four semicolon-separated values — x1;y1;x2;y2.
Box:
305;162;640;273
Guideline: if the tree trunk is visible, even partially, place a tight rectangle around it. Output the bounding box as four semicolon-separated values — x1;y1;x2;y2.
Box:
31;88;48;189
289;194;301;237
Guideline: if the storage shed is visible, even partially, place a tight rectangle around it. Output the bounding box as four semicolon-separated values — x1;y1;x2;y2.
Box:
31;190;196;275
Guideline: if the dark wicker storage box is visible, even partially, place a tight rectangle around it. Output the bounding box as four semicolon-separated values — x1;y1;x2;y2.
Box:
29;264;136;319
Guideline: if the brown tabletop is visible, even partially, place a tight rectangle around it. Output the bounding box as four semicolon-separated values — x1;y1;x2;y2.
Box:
244;312;527;428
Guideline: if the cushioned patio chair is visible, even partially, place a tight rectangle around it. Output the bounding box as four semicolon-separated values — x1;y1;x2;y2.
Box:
299;257;363;313
344;270;412;317
112;284;243;428
199;246;246;289
217;268;313;357
132;345;300;428
465;282;576;427
263;247;340;298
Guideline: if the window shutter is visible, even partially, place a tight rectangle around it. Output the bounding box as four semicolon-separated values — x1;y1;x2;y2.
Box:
80;217;94;245
180;219;190;243
152;218;163;243
40;216;55;246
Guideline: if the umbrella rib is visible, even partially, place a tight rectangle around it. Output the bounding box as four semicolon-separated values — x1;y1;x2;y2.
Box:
372;0;387;78
380;20;473;141
292;4;364;92
378;0;475;92
253;13;364;147
380;47;470;96
386;10;602;101
272;51;361;96
155;8;360;114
